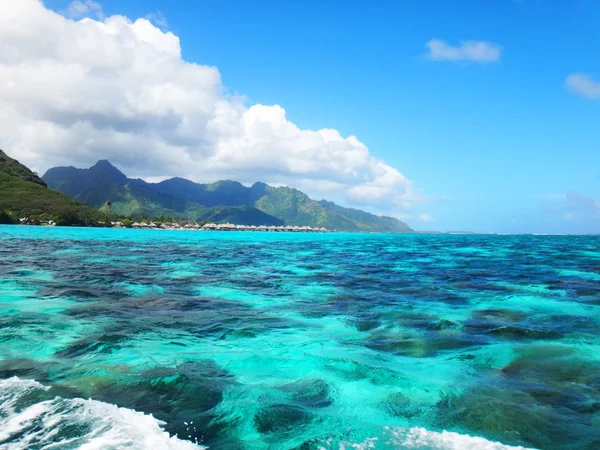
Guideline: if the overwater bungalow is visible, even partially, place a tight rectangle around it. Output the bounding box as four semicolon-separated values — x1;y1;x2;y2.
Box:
135;220;330;233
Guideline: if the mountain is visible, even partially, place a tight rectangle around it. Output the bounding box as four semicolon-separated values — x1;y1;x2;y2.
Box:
0;149;47;187
153;178;256;207
43;162;282;224
194;205;283;226
0;150;101;225
42;160;127;200
155;179;412;232
251;185;404;232
318;200;412;232
43;160;413;232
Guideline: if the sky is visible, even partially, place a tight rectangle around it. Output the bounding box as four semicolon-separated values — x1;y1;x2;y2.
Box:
1;0;598;233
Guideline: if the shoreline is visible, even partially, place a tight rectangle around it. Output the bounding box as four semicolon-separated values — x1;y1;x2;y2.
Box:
134;223;331;233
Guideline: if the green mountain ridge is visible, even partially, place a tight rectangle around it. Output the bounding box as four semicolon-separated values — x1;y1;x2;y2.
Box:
0;150;102;225
153;176;412;232
0;150;47;187
43;162;284;225
42;160;413;232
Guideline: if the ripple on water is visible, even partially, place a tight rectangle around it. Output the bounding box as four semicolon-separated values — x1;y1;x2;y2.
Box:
1;227;600;449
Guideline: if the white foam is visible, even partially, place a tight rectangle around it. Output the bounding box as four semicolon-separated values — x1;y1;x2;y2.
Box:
0;376;50;419
0;377;49;391
1;377;539;450
387;426;537;450
0;377;205;450
317;426;537;450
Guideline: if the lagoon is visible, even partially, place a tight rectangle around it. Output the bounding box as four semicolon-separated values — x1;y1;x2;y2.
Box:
1;226;599;449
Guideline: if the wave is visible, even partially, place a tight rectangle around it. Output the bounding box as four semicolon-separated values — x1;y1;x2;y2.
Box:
316;426;536;450
0;377;204;450
386;426;536;450
1;377;536;450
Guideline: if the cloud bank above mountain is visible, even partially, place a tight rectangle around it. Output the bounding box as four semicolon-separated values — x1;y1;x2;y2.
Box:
0;0;427;214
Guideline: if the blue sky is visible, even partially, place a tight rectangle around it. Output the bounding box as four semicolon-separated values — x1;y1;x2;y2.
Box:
32;1;600;232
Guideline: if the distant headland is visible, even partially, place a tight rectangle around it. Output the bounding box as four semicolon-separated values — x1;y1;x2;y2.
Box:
1;149;411;232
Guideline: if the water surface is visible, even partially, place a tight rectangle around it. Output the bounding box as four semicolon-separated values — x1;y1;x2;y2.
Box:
1;226;599;449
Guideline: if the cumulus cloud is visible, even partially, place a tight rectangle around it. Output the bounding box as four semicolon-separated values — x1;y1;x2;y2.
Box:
418;213;435;222
566;74;600;100
0;0;428;215
426;39;501;63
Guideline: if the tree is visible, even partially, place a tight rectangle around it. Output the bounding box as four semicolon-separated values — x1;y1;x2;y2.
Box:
0;210;15;224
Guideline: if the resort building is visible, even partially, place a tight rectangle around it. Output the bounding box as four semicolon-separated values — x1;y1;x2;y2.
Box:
124;220;329;232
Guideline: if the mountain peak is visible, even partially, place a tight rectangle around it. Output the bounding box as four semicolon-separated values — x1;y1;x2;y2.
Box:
88;160;127;181
42;161;413;232
90;159;118;170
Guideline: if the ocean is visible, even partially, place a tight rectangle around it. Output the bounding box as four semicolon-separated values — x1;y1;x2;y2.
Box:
0;226;599;449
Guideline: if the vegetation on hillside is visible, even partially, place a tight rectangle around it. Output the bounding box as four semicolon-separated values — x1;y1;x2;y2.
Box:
195;205;283;226
155;178;412;231
0;149;47;187
153;178;255;206
319;200;412;233
0;173;103;226
42;158;414;232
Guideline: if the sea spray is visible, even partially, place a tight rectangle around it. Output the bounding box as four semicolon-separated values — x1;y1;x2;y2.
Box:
0;377;204;449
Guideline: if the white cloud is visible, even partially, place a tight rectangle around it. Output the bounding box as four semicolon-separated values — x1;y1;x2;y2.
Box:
0;0;428;215
426;39;501;63
145;11;168;30
418;213;435;222
566;74;600;100
543;191;600;222
541;193;567;201
67;0;103;20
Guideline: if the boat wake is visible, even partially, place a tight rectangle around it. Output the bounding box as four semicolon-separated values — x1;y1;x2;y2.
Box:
316;427;535;450
1;377;535;450
0;377;204;450
384;426;535;449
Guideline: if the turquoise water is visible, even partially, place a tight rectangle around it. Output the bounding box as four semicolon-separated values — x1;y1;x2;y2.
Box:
1;226;599;449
